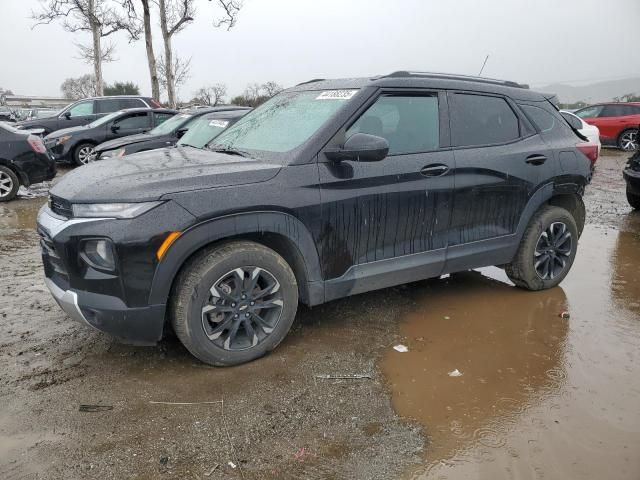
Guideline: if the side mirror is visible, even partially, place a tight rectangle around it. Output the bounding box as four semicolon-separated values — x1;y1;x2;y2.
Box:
176;127;188;138
111;124;120;133
63;111;71;119
325;133;389;162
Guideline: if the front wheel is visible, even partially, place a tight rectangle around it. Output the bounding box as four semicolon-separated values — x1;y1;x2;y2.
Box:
505;206;578;290
170;241;298;366
627;188;640;210
74;143;96;166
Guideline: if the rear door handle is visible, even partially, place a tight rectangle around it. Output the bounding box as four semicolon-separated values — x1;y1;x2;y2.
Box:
420;164;449;177
526;154;547;165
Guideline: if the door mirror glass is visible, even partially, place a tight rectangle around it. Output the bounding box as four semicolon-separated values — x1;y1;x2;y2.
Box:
325;133;389;162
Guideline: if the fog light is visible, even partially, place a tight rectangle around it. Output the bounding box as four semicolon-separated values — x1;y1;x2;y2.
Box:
81;239;116;271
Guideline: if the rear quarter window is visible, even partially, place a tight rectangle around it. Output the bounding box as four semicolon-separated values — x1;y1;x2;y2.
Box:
449;93;520;147
520;104;557;132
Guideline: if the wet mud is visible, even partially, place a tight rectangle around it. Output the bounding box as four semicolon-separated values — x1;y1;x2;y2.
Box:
1;151;639;479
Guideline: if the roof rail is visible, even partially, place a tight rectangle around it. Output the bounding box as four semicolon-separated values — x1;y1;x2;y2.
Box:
381;71;527;89
296;78;325;86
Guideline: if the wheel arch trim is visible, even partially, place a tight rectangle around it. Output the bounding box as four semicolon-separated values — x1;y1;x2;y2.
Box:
148;211;323;306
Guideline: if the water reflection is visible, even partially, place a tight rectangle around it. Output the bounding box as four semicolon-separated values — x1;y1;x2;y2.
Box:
382;270;569;476
611;216;640;317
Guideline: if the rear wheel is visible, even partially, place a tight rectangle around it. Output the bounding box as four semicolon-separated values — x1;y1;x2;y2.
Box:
0;166;19;202
74;143;96;166
505;206;578;290
618;129;638;152
170;241;298;366
627;188;640;210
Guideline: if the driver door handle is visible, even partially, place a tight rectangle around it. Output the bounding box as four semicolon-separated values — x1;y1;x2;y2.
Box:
420;164;449;177
526;154;547;165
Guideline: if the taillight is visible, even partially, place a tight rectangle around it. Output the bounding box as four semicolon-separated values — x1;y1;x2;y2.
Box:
150;99;162;108
576;142;598;163
27;135;47;154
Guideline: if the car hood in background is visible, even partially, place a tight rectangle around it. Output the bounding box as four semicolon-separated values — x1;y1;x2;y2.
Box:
50;146;281;203
95;133;159;152
45;125;89;140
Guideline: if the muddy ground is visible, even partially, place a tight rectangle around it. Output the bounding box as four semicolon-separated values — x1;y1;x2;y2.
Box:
1;151;639;480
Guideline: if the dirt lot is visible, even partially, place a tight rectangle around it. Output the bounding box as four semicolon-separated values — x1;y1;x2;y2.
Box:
1;151;639;480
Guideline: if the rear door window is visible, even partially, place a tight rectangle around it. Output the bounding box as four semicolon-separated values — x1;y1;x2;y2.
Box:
449;93;520;147
346;94;440;155
119;98;145;109
96;98;121;114
68;100;95;117
114;112;150;129
153;112;175;127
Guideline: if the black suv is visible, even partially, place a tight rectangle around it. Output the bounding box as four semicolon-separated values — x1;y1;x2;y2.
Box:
44;108;177;165
16;96;161;136
37;72;593;366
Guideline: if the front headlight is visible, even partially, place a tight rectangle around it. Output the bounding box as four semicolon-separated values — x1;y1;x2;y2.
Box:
72;201;163;219
101;147;126;159
56;135;72;145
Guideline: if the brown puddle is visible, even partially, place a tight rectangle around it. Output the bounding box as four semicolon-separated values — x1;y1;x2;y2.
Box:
382;224;640;479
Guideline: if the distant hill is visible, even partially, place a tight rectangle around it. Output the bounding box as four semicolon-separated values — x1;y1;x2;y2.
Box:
537;77;640;104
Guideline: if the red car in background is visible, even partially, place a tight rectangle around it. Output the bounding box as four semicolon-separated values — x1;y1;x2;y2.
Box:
574;102;640;151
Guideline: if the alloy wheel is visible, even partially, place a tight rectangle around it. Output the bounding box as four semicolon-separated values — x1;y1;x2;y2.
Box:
534;222;573;280
78;146;96;164
201;266;284;351
0;171;14;198
620;130;638;151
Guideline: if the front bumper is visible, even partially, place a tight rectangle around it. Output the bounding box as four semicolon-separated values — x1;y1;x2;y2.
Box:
45;276;165;345
37;203;193;345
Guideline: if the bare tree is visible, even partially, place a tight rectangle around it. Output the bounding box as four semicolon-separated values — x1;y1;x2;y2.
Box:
193;83;227;106
61;74;99;99
158;54;191;103
157;0;194;107
261;81;283;97
33;0;138;96
121;0;160;100
213;0;242;30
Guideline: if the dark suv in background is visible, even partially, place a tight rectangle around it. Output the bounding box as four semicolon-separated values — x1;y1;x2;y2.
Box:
38;71;594;366
44;108;176;165
16;96;161;136
94;106;250;159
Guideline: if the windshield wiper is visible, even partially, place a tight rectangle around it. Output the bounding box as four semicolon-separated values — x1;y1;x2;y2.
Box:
208;146;252;158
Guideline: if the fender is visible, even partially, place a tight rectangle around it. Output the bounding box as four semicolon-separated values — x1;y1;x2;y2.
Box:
0;158;28;186
148;211;323;306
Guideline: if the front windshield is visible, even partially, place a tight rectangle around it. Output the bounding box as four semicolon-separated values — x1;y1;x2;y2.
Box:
149;113;190;135
178;116;229;148
88;111;123;128
210;89;358;155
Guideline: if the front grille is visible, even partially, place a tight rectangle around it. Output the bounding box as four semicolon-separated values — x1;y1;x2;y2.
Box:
38;228;69;281
49;195;73;218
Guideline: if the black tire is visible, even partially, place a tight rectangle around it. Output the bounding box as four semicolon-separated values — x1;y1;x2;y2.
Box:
73;142;96;166
505;205;578;290
0;165;20;202
617;128;638;152
627;188;640;210
170;241;298;366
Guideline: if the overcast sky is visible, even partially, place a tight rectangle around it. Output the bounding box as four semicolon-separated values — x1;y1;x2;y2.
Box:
1;0;639;101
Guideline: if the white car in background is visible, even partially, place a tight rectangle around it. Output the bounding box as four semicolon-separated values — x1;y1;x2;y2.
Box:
561;110;601;156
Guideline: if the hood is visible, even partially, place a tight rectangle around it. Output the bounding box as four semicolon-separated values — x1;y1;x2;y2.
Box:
95;133;156;152
50;146;282;203
46;125;89;139
16;118;49;128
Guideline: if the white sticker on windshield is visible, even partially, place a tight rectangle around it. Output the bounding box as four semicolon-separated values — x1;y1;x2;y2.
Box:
209;119;229;128
316;90;358;100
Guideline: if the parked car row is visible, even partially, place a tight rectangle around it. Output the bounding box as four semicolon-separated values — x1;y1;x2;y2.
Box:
36;71;597;367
